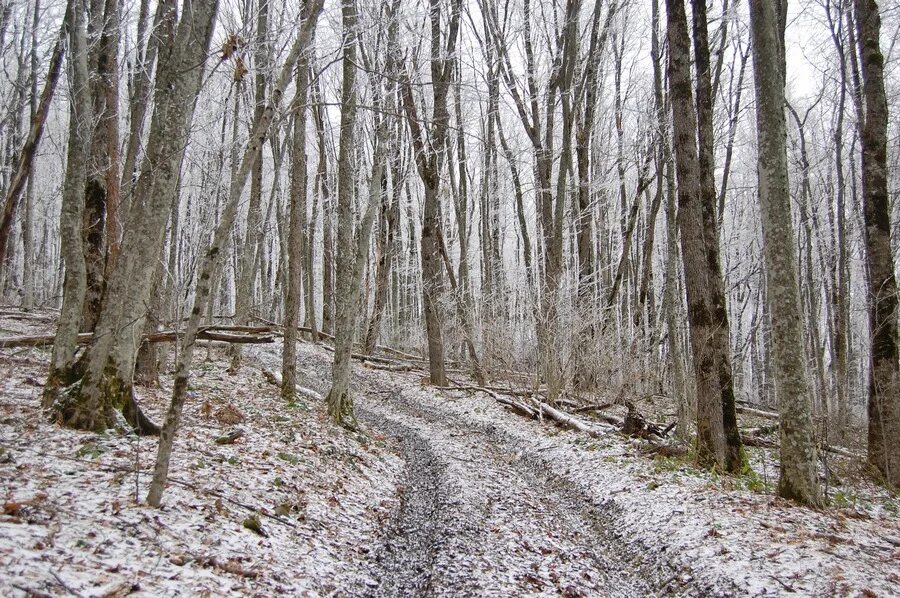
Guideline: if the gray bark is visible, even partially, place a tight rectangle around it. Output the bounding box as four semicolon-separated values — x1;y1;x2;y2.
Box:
749;0;821;505
50;0;219;434
854;0;900;489
47;0;92;392
283;29;314;401
148;0;324;506
231;0;270;371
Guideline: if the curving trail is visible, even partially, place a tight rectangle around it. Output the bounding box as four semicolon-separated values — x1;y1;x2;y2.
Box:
251;344;699;597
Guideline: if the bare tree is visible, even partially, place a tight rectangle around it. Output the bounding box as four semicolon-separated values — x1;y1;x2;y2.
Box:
399;0;463;387
0;4;67;276
282;6;316;401
148;0;325;505
853;0;900;488
666;0;743;472
231;0;270;371
45;0;219;434
749;0;821;505
47;0;91;390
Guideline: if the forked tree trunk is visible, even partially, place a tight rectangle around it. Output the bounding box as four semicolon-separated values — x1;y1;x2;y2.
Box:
691;0;743;472
80;0;121;333
363;3;402;355
666;0;741;471
749;0;821;505
46;0;218;435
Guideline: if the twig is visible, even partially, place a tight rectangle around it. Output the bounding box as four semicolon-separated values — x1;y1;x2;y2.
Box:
48;570;82;597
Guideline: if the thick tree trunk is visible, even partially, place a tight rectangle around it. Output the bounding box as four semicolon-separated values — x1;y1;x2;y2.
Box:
666;0;741;471
48;0;219;435
854;0;900;488
749;0;821;505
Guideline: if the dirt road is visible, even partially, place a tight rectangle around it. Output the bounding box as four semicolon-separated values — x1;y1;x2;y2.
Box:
253;344;703;597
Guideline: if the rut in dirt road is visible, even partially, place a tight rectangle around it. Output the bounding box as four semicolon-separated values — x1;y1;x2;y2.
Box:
356;386;654;597
250;344;692;597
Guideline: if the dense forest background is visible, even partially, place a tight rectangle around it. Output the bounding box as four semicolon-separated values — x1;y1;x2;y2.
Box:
0;0;898;508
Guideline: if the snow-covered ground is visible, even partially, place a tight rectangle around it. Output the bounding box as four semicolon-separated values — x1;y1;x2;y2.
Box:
0;314;402;596
1;311;898;597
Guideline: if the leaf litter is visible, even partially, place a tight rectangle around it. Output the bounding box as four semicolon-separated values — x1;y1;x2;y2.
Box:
1;311;898;597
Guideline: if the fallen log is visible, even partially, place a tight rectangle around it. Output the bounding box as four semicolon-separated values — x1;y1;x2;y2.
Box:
742;435;778;449
436;385;538;419
259;367;325;402
739;421;864;459
0;326;275;349
438;384;614;437
363;361;421;373
737;405;780;420
534;401;616;437
318;343;422;367
0;310;56;322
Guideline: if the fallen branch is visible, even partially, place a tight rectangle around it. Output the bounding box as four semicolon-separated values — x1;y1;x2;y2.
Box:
363;361;421;372
259;367;325;401
0;326;276;349
737;405;780;420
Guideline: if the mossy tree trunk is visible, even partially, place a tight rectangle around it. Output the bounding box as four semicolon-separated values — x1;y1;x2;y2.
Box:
749;0;821;505
853;0;900;489
47;0;219;435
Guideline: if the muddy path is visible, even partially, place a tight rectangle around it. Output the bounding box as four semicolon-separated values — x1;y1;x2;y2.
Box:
251;344;709;597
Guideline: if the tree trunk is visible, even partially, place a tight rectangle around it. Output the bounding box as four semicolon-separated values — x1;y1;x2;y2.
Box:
691;0;743;472
48;0;219;435
21;0;40;311
749;0;821;505
46;0;92;395
147;0;324;506
399;0;463;387
854;0;900;488
283;38;313;401
313;77;333;337
230;0;269;371
666;0;741;471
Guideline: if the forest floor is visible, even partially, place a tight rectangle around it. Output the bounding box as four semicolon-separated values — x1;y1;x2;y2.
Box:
1;311;899;597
